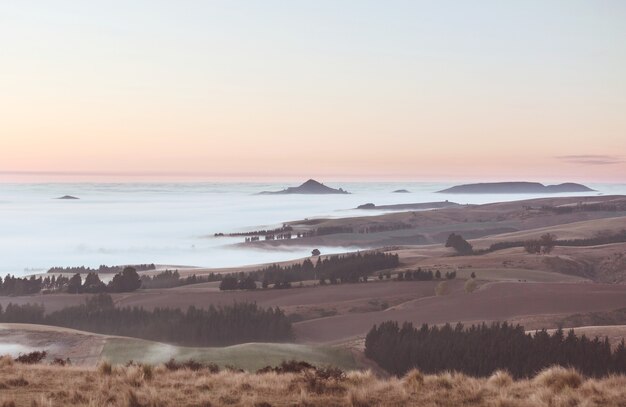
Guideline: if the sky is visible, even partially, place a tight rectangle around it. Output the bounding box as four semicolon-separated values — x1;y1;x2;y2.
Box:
1;0;625;182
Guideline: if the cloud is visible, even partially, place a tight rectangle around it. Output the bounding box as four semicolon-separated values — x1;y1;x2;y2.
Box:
555;155;623;165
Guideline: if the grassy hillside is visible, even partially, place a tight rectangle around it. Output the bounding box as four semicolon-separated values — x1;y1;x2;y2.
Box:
0;323;357;371
102;338;358;371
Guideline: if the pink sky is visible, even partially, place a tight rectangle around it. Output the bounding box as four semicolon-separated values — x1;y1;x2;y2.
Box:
1;2;625;183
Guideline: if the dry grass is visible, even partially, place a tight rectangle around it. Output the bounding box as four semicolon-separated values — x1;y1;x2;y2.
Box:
0;361;625;406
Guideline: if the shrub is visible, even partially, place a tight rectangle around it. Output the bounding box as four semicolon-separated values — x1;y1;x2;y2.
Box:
445;233;473;255
98;360;113;376
465;279;478;293
15;351;47;364
257;360;315;374
164;359;218;373
435;281;449;296
51;358;71;366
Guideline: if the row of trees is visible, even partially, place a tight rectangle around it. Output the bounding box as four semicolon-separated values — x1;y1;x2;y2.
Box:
66;267;142;293
218;252;400;290
394;268;456;281
446;230;626;257
1;268;225;296
540;202;626;214
0;275;47;296
523;233;557;254
231;222;418;244
219;276;257;290
365;321;626;378
0;294;293;346
139;270;221;289
47;264;156;274
214;225;293;237
1;268;143;296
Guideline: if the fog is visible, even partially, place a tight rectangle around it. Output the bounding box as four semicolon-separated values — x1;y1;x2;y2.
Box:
0;182;621;277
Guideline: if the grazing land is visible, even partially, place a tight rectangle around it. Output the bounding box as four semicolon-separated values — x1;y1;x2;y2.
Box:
3;195;626;405
0;323;357;371
242;195;626;249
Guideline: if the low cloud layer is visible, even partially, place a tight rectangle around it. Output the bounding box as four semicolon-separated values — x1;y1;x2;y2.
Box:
555;155;623;165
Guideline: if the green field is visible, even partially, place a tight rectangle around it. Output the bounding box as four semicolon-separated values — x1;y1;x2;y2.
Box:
102;338;358;371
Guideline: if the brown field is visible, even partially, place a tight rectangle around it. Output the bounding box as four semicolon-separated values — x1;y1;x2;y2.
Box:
294;282;626;343
0;280;453;319
1;358;626;406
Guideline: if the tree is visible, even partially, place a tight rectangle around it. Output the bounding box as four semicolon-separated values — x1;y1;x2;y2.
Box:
470;272;476;279
107;267;141;293
540;233;557;254
67;273;82;294
524;240;542;254
445;233;473;255
311;248;321;256
82;272;106;293
219;276;238;291
238;276;257;290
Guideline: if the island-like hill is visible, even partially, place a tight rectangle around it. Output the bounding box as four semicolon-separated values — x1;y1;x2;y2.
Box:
392;189;410;193
357;201;460;210
56;195;79;200
438;182;594;194
259;179;349;195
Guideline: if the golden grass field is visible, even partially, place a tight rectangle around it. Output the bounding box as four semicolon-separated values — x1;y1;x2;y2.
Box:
1;356;626;407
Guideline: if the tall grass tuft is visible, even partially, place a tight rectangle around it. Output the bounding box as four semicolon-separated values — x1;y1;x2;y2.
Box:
534;366;583;391
487;370;513;388
98;360;113;376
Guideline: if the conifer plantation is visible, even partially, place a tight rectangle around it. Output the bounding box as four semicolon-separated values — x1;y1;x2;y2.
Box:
0;294;293;346
233;251;400;288
365;321;626;378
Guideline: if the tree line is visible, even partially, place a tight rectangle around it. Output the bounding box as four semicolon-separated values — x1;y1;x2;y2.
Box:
47;264;156;274
214;225;293;237
445;230;626;256
1;268;224;296
365;321;626;378
218;251;400;290
0;294;293;346
540;201;626;214
393;268;456;281
139;269;222;289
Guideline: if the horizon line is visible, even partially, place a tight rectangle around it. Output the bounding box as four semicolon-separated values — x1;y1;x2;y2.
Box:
0;170;623;185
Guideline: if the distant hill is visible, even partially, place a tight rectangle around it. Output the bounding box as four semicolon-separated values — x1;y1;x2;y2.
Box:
259;179;349;195
392;189;410;193
438;182;594;194
357;201;460;210
56;195;79;200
